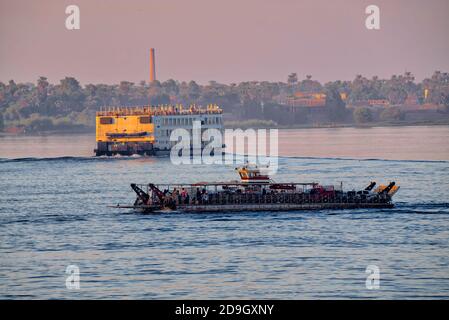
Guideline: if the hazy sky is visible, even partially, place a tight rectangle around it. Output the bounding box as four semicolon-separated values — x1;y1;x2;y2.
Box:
1;0;448;85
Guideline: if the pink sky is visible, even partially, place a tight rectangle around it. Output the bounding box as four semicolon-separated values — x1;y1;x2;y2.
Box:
1;0;448;85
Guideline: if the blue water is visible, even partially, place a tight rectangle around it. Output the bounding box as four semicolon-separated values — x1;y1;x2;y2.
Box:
0;153;448;299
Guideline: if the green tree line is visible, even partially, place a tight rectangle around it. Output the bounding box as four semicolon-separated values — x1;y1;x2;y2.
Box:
0;71;448;132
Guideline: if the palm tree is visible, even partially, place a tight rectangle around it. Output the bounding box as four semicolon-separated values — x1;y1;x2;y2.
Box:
287;73;298;85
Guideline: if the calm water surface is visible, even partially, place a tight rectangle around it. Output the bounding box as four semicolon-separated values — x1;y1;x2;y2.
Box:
0;126;448;299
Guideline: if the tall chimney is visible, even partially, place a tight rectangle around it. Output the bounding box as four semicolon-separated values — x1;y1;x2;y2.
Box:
149;48;156;82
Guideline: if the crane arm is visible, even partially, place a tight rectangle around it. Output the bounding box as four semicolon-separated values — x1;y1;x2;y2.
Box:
130;183;150;203
148;183;165;202
365;181;376;191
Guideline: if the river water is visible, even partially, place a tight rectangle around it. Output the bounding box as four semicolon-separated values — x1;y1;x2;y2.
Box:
0;126;448;299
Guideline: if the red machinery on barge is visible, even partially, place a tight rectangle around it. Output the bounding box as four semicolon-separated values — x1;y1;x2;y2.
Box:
113;164;400;213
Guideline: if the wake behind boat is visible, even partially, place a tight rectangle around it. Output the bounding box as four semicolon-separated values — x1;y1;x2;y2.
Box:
111;164;400;213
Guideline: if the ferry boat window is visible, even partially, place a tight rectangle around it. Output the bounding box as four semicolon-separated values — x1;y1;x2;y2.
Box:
139;116;151;124
100;117;114;125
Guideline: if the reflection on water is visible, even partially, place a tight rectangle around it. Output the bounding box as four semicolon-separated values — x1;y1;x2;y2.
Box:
277;126;449;161
1;126;448;161
0;133;94;159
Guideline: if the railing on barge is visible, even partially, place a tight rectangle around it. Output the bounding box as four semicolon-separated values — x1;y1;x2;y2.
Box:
132;183;391;206
96;104;223;117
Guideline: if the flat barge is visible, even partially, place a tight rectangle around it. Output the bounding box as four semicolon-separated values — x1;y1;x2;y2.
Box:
112;164;399;213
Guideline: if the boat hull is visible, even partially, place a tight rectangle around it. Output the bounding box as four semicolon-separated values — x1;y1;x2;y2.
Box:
177;202;394;212
116;202;394;213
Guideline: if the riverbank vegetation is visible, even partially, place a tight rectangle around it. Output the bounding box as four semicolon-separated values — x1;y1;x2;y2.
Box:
0;71;448;133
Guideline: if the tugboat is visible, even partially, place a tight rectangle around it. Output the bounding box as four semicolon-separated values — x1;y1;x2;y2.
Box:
112;164;400;213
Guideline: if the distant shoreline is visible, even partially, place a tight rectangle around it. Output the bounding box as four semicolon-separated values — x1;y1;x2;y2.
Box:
224;119;449;130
